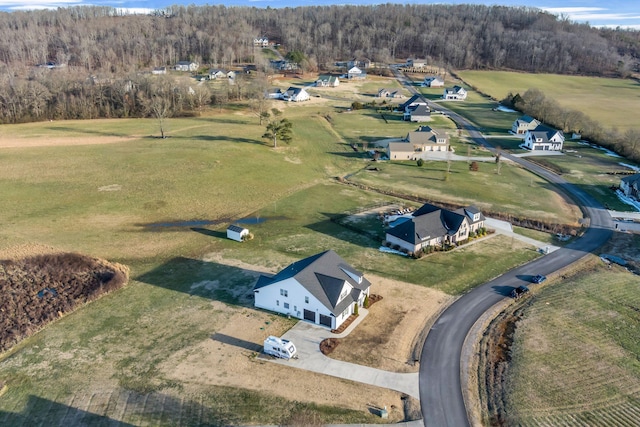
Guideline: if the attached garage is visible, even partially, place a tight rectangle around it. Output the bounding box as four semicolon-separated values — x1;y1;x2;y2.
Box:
319;314;333;328
303;309;316;323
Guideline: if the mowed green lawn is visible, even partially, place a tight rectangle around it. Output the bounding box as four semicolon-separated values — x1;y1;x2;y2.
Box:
346;160;581;224
457;70;640;131
506;263;640;426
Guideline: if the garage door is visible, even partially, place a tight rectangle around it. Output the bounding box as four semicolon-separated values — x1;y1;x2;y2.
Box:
303;309;315;322
319;314;332;328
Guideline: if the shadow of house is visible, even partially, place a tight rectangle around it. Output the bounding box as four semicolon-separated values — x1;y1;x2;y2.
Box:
135;256;266;307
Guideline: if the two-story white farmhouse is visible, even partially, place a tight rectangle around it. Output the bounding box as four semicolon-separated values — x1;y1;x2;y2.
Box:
253;250;371;330
523;125;564;151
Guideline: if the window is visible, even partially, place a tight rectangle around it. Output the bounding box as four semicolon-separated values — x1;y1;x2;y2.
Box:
305;296;309;304
294;306;297;312
280;289;288;297
284;303;289;309
276;300;279;306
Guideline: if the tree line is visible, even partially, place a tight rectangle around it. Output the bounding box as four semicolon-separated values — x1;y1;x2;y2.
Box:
0;4;637;76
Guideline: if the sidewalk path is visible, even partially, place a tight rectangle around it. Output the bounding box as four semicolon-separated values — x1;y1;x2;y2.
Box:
268;309;420;399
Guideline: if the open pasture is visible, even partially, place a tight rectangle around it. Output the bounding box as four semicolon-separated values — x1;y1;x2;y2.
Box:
457;70;640;131
346;160;582;225
505;263;640;426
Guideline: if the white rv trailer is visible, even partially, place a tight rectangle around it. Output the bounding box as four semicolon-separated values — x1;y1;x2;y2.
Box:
263;336;298;360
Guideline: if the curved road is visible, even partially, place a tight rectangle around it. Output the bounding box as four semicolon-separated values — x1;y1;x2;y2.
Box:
391;68;615;426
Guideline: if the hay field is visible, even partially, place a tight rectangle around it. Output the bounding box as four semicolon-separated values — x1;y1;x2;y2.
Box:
505;263;640;426
457;70;640;130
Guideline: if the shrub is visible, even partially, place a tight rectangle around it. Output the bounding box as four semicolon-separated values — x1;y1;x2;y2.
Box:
469;161;479;171
354;303;359;316
351;101;364;110
417;158;424;167
363;294;370;309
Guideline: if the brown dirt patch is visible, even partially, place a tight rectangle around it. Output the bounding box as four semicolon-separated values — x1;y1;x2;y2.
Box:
159;306;410;422
321;274;454;373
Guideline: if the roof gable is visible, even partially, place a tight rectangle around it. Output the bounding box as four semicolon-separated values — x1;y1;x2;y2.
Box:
253;250;370;315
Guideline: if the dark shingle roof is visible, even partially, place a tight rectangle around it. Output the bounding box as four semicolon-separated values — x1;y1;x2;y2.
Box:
253;250;370;315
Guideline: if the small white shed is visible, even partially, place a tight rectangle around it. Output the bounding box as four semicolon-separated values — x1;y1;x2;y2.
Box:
227;224;249;242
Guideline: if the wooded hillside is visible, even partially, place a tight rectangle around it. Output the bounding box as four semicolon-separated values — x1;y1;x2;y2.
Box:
0;4;637;76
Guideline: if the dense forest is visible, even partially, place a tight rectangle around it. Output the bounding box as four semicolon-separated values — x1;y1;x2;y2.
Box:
0;4;639;76
0;3;639;160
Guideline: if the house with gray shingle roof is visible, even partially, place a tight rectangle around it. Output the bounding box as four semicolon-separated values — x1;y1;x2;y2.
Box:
523;124;564;151
512;115;541;135
620;173;640;201
253;250;371;330
443;85;467;100
385;203;485;253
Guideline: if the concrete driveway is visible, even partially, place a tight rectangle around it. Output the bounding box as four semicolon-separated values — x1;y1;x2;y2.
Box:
266;309;420;399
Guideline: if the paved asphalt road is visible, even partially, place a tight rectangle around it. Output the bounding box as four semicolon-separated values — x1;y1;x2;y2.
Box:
391;69;615;426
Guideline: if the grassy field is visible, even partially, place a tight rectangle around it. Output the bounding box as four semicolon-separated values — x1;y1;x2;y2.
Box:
528;139;640;211
505;263;640;426
345;159;582;225
0;73;637;424
457;70;640;131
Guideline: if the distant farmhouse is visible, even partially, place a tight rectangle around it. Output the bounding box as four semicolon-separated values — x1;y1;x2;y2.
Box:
398;94;430;122
152;67;167;75
253;250;371;330
209;69;236;82
406;58;427;69
175;61;199;72
348;57;372;69
523;125;564;151
387;126;449;160
283;87;309;102
422;76;445;87
347;66;366;80
316;75;340;87
512;115;541;135
443;86;467;100
376;88;403;99
385;203;485;253
253;37;269;47
620;174;640;202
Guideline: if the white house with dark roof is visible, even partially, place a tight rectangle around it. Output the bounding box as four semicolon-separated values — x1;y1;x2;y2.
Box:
316;75;340;87
512;115;541;134
443;86;467;100
347;66;366;80
253;250;371;330
175;61;199;72
523;125;564;151
385;203;485;253
422;76;444;87
283;87;309;102
620;174;640;202
227;224;249;242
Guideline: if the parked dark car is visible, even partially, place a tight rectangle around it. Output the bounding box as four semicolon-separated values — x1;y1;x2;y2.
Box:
511;285;530;299
532;274;547;284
